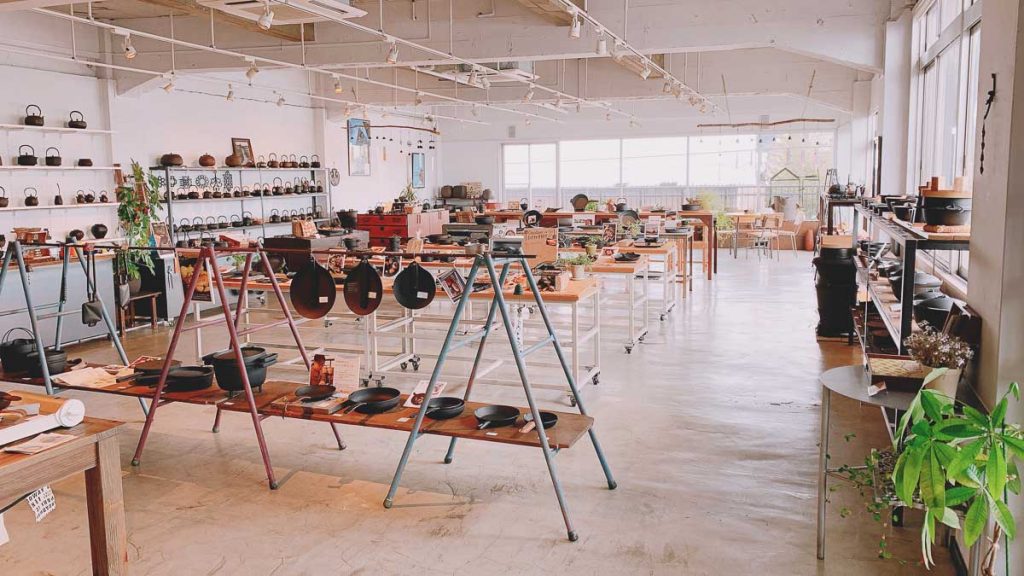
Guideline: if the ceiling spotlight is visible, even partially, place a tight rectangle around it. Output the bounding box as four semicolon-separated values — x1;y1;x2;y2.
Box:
481;76;491;89
640;64;651;80
596;30;608;56
471;105;480;117
276;94;285;107
415;92;424;105
555;96;563;108
122;33;137;60
385;40;399;64
468;68;480;86
611;42;626;63
425;114;434;122
525;118;532;126
698;103;708;114
662;81;673;94
162;76;175;93
576;101;582;113
343;105;352;117
257;1;274;30
333;75;343;94
523;85;535;102
226;85;235;101
245;60;260;81
688;95;700;106
629;119;640;128
569;12;581;39
606;112;612;121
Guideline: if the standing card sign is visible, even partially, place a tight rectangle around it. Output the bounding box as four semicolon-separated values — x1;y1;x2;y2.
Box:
572;214;596;227
522;227;558;267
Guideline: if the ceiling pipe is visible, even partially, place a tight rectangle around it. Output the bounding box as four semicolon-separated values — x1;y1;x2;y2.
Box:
32;8;553;123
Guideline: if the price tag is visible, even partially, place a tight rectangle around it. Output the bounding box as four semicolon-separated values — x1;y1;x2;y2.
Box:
396;417;410;423
27;486;55;522
368;291;378;299
416;291;429;299
319;296;329;303
485;432;498;436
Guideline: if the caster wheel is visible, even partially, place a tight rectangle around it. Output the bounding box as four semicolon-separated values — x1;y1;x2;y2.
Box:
383;499;393;509
569;396;577;407
411;361;420;371
443;456;453;464
400;362;408;371
130;459;140;467
360;378;369;387
608;480;618;490
625;346;633;354
269;481;279;490
660;314;667;321
592;375;600;385
638;335;646;343
568;531;579;542
212;426;219;433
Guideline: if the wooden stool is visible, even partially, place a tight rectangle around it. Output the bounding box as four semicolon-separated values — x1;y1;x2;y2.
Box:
118;290;160;337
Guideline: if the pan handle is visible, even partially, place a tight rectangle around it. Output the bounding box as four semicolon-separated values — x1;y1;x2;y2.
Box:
341;401;364;415
257;353;278;368
477;420;492;430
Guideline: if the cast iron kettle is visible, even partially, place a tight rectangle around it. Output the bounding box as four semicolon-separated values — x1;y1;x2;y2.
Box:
0;186;8;208
23;187;39;207
17;145;37;166
45;146;62;167
343;257;383;316
67;111;87;129
23;105;44;126
54;184;63;205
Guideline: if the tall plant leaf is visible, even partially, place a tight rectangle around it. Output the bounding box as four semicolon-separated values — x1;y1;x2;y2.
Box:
964;496;988;546
899;448;926;505
949;438;986;479
1004;434;1024;459
992;398;1008;430
919;447;945;509
992;498;1016;540
945;485;977;507
987;444;1007;498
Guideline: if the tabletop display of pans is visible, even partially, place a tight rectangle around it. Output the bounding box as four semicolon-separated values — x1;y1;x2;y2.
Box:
343;257;383;316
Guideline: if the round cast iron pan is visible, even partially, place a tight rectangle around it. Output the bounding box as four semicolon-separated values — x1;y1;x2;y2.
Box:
523;411;558;429
295;384;336;402
164;365;214;392
343;258;383;316
342;386;401;414
393;261;436;310
521;210;543;228
291;257;336;319
425;396;465;420
474;405;520;429
0;391;21;410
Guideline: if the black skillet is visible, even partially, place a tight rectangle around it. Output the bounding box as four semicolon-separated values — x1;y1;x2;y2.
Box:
523;411;559;429
424;396;465;420
291;257;336;319
392;261;436;310
474;405;520;429
294;384;336;402
341;386;401;414
343;257;383;316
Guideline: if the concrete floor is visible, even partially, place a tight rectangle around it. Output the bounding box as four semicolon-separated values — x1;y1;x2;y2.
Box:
0;253;955;575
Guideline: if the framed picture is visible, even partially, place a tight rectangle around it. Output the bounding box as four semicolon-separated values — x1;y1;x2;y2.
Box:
410;152;425;189
231;138;255;165
347;118;371;176
437;268;467;302
150;222;171;248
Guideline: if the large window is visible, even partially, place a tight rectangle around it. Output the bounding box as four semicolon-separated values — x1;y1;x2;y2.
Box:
501;134;834;217
911;0;980;278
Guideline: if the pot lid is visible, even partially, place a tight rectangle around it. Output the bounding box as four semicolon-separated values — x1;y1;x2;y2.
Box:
212;347;267;362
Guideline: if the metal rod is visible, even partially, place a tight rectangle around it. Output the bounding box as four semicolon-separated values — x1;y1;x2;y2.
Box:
52;243;71;350
383;258;483;508
521;263;617;489
443;261;512;464
11;242;55;395
482;255;577;541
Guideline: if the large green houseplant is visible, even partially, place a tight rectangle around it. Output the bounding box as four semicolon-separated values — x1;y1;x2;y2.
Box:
115;160;162;283
892;375;1023;574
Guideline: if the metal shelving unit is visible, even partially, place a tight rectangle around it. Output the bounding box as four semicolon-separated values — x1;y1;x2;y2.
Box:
852;203;970;354
151;166;332;242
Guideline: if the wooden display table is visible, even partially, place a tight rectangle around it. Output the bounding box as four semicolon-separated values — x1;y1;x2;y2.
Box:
0;401;126;575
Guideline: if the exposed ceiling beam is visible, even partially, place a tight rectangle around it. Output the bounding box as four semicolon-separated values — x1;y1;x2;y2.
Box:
131;0;313;43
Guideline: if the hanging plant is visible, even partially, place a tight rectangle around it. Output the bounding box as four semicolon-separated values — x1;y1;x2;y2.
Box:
115;160;163;281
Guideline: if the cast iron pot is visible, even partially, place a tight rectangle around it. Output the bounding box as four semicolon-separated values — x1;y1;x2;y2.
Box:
91;223;108;239
680;203;702;211
888;271;941;301
819;246;856;260
922;196;972;210
914;295;956;329
26;347;68;377
922;206;971;227
160;153;183;167
0;327;37;373
891;204;916;221
475;215;495;225
203;346;278;392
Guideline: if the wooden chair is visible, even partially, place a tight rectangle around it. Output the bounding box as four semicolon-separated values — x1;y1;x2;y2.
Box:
117;290;160;337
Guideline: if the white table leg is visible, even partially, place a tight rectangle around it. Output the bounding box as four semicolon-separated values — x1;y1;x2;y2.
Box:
817;386;831;560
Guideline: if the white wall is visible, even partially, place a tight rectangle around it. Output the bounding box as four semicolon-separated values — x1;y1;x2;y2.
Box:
881;11;913;196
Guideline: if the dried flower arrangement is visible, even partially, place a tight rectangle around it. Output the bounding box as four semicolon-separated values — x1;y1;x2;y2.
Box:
904;328;974;369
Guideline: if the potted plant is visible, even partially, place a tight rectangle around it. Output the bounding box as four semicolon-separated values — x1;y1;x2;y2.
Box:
115;160;162;293
891;379;1022;574
581;235;603;257
558;254;594;280
904;328;974;398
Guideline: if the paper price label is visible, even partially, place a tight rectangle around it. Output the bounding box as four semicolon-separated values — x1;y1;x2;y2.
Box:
416;291;428;299
319;296;329;303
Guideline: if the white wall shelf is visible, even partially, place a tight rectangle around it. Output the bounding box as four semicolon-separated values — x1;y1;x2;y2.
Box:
0;123;115;135
0;203;120;212
0;165;122;172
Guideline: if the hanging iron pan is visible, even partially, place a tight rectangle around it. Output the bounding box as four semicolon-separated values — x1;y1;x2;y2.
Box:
343;257;383;316
474;405;520;429
290;257;336;319
570;193;590;212
341;386;401;414
521;209;543;228
425;396;465;420
392;260;436;310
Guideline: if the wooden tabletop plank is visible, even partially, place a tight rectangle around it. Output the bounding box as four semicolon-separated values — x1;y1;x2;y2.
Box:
217;381;593;449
